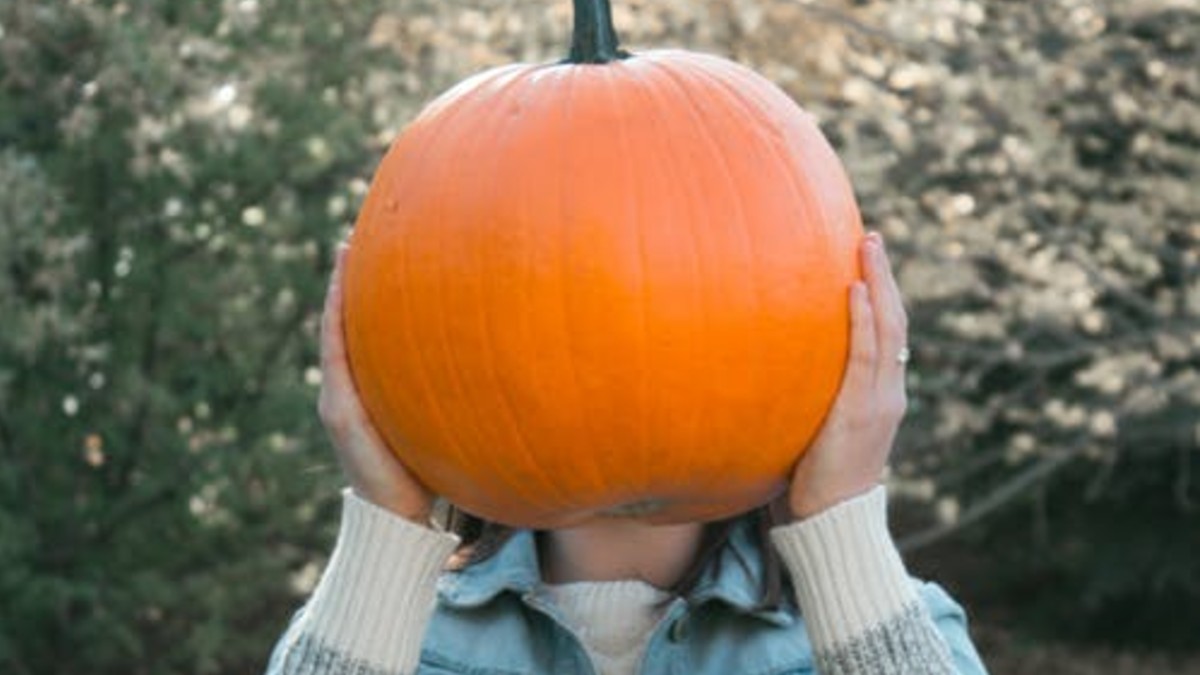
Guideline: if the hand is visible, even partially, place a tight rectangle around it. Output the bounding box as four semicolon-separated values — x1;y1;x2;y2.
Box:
318;243;435;523
785;232;909;520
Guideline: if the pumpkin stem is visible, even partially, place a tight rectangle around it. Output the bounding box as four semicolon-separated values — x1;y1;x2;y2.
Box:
568;0;630;64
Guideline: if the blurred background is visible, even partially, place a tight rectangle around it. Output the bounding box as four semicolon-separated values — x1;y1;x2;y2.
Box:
1;0;1197;672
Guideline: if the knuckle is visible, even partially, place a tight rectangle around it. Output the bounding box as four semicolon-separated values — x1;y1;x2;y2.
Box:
883;393;908;420
847;413;874;432
317;397;343;428
851;344;878;366
323;417;352;442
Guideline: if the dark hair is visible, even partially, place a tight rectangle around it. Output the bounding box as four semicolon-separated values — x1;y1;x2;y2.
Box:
439;502;792;611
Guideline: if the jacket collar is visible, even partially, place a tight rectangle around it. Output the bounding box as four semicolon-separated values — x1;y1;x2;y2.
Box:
437;515;794;627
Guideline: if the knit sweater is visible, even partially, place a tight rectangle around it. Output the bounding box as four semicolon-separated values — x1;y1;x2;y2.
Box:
267;486;963;674
544;580;669;675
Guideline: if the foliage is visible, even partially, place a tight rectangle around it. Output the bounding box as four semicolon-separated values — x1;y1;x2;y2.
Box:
814;0;1200;649
0;0;1196;672
0;1;394;671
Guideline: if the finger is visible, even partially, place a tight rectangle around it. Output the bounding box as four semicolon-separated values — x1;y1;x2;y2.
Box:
861;234;908;382
320;244;352;387
839;281;877;402
866;233;906;317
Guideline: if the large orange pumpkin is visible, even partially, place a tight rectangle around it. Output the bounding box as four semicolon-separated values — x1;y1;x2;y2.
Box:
343;0;864;528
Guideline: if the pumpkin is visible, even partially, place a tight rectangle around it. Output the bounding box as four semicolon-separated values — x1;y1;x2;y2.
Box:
343;0;864;528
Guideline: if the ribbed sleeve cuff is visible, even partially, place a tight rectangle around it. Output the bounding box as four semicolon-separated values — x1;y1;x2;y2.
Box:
298;488;460;670
770;485;917;651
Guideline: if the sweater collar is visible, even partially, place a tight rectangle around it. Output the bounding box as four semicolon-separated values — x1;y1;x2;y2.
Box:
437;515;794;627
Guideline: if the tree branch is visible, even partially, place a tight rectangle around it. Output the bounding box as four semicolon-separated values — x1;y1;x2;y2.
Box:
797;3;920;52
899;450;1080;552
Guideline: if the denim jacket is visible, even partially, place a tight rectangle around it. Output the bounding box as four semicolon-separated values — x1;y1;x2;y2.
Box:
418;517;987;674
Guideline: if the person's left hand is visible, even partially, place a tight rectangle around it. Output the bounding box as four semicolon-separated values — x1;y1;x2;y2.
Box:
784;232;910;520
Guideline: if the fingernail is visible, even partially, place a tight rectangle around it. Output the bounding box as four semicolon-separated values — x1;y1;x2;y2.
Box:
864;239;881;262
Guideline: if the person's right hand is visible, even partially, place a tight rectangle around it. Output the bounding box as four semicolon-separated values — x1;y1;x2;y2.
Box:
784;232;908;520
318;243;435;524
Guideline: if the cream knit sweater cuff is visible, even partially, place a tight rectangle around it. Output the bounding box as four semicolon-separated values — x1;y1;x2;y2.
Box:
294;486;912;670
769;485;917;652
297;488;460;670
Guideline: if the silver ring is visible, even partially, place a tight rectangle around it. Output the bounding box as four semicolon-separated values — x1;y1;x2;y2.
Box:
896;347;911;365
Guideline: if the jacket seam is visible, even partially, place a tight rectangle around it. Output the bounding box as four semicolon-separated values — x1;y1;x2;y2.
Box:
419;649;526;675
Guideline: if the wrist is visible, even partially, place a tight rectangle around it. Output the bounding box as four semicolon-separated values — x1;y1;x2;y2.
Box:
300;489;460;668
352;487;433;525
789;480;881;521
771;485;917;649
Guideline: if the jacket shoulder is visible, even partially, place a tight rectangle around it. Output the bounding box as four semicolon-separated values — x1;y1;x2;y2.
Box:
912;579;990;674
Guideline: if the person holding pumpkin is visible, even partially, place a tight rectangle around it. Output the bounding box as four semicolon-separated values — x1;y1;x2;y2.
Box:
264;232;987;675
266;1;987;671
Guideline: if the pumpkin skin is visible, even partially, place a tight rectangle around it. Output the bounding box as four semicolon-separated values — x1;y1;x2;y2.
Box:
344;35;863;528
